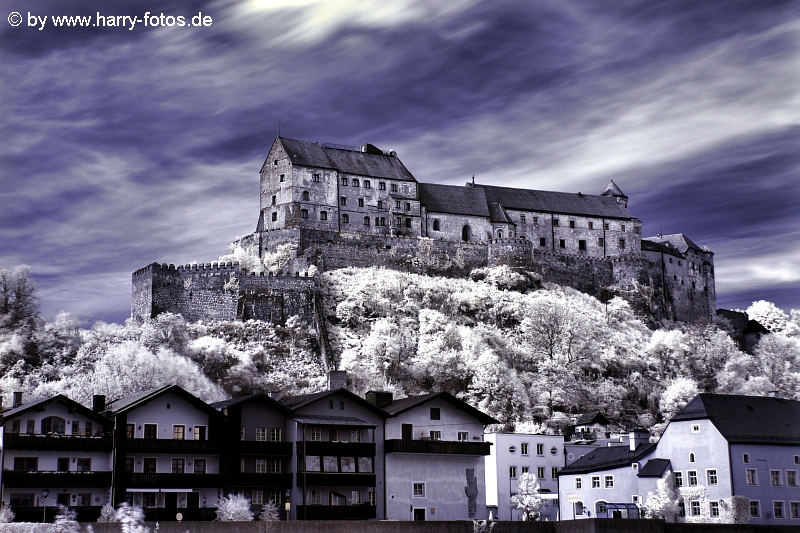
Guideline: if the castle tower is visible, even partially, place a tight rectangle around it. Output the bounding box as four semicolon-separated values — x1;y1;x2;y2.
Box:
600;180;628;208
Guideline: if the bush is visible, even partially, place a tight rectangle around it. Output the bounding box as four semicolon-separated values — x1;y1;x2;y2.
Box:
216;494;254;521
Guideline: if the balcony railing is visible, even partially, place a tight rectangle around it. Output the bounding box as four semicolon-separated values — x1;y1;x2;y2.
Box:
125;438;220;454
142;507;217;521
236;441;293;455
225;472;293;487
4;433;114;452
11;506;103;523
3;470;112;487
296;473;375;487
296;505;376;520
124;473;224;489
384;439;492;455
297;441;375;457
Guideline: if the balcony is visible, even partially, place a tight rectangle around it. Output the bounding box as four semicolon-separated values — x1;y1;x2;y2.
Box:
124;473;223;489
385;439;492;455
125;438;221;454
3;470;112;488
4;433;114;452
296;505;376;520
296;441;375;457
225;472;292;487
236;441;293;455
296;473;375;487
142;507;217;521
11;506;103;523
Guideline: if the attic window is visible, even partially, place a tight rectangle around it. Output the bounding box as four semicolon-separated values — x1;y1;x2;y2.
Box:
273;160;278;166
379;182;386;191
313;173;321;182
621;224;626;232
691;425;700;433
569;220;575;229
552;219;559;227
391;183;397;192
430;408;440;420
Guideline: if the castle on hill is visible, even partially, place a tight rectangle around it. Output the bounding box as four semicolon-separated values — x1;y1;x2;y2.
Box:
132;137;715;325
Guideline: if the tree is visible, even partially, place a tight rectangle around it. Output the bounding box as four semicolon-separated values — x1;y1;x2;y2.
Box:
644;471;680;521
510;472;545;521
54;505;81;533
216;494;254;521
259;502;281;533
747;300;789;333
0;505;15;523
115;503;150;533
659;377;699;420
97;503;117;522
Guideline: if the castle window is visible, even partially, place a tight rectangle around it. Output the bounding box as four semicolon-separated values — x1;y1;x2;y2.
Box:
669;258;673;263
569;220;575;229
378;200;384;209
340;197;347;205
498;231;503;238
313;173;321;182
604;223;609;230
379;182;386;190
621;224;626;231
358;198;364;207
280;174;285;182
272;212;278;222
380;217;386;226
618;239;625;249
341;177;348;186
301;209;308;219
674;275;678;281
273;159;278;166
433;219;440;231
533;217;538;225
520;215;526;224
320;211;327;220
405;218;412;228
364;216;370;226
405;203;411;211
540;238;546;247
579;240;586;250
391;183;397;192
302;191;309;201
692;281;696;288
395;200;401;209
588;221;594;229
341;214;349;224
598;238;604;246
678;260;682;266
364;180;371;189
553;219;559;227
271;195;276;206
634;226;640;234
559;239;565;248
352;179;359;187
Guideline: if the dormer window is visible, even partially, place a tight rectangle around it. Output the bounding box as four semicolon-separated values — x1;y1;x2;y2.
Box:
691;424;700;433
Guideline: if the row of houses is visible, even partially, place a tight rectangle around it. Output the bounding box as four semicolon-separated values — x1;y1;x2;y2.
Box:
1;382;797;525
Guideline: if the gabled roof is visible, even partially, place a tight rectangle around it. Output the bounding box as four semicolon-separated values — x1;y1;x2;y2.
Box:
487;203;515;225
641;239;683;258
558;442;656;475
670;394;800;445
600;180;627;199
381;392;498;425
476;184;633;219
644;233;709;255
105;385;220;417
275;138;416;182
575;411;610;426
638;458;671;478
2;395;111;426
210;393;292;414
279;388;388;418
418;183;490;217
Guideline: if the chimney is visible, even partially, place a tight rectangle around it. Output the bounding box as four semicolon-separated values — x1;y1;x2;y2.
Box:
365;391;394;408
93;394;106;413
12;391;23;408
768;391;781;399
267;392;280;400
629;428;650;451
327;371;348;391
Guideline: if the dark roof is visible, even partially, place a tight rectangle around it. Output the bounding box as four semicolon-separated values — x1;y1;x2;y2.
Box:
291;415;377;427
106;385;220;417
382;392;498;425
2;395;111;426
671;394;800;444
477;184;633;219
277;138;416;182
601;180;627;198
418;183;490;217
279;389;388;418
210;393;292;413
743;319;769;335
488;203;515;225
638;458;671;478
558;442;656;475
575;411;610;426
644;233;709;254
641;239;683;258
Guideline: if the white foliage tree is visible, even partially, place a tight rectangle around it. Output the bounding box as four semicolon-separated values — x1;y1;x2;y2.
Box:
659;377;699;420
216;494;254;521
115;503;150;533
259;502;281;533
510;472;545;521
97;503;117;522
54;505;81;533
747;300;789;333
643;471;680;521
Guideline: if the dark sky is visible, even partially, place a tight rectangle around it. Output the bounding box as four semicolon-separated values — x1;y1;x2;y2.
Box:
2;0;799;324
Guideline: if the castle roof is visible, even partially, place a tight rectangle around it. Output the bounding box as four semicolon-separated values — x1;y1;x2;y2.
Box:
645;233;709;255
418;183;490;217
476;184;634;219
601;180;627;199
277;137;417;182
641;239;683;258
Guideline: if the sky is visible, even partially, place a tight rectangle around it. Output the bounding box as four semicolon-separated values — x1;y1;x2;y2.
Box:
1;0;799;325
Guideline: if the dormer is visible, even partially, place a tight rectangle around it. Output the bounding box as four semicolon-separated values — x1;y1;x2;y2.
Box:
600;180;628;208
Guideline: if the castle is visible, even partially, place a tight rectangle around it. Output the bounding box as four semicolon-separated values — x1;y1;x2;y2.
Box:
132;137;716;325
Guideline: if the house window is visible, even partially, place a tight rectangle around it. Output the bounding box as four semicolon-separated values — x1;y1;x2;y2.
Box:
364;216;370;226
144;424;157;439
352;179;359;187
690;501;701;516
588;221;594;229
310;428;321;441
674;472;683;486
172;458;185;474
688;470;698;486
618;238;625;249
520;215;526;224
309;490;321;504
432;219;440;231
269;491;281;505
302;191;309;201
380;217;386;226
352;490;362;504
575;478;582;489
270;428;282;442
391;183;397;192
379;182;386;190
405;218;412;228
430;431;442;441
458;432;469;441
413;483;425;497
598;237;604;246
394;200;401;209
351;430;361;442
579;240;586;250
405;203;411;211
603;223;609;230
320;211;327;220
692;425;700;433
377;200;384;209
279;174;285;182
42;417;66;434
553;219;559;227
271;212;278;222
795;455;799;464
750;501;760;517
559;239;566;248
771;470;782;486
125;457;134;473
126;424;135;438
340;196;347;205
787;470;797;486
510;467;517;478
76;458;91;472
194;459;206;474
342;214;349;224
143;458;156;473
569;220;575;228
678;502;685;517
540;238;547;247
710;501;720;517
430;408;440;420
341;177;348;186
605;475;614;489
790;502;799;519
252;491;263;505
689;453;695;463
553;467;559;479
270;460;281;473
72;420;80;435
242;426;248;440
364;180;371;189
329;429;338;442
743;453;750;464
521;443;528;455
621;224;626;232
193;426;206;441
305;456;321;472
358;198;364;207
300;209;308;219
256;428;268;441
9;494;35;507
313;173;320;182
707;469;718;485
592;476;601;488
538;467;545;479
536;444;544;455
774;501;785;519
522;467;529;474
746;469;757;485
575;502;584;516
533;216;539;225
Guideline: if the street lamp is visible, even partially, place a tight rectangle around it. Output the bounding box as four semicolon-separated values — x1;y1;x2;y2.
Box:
41;490;50;523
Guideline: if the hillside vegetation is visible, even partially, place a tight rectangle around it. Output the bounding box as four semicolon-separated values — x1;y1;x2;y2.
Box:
1;265;798;432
